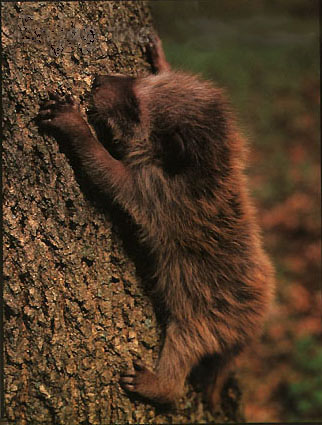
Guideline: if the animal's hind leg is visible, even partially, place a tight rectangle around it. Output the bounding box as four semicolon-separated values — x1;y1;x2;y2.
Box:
121;321;208;403
203;355;236;412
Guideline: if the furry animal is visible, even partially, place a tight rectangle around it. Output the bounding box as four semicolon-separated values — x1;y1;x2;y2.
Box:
37;35;274;411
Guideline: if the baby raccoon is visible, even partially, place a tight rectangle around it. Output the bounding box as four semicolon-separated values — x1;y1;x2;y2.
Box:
37;35;274;411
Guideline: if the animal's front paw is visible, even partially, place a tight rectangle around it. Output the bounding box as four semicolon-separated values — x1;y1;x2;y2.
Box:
120;361;159;400
37;92;88;137
146;32;171;74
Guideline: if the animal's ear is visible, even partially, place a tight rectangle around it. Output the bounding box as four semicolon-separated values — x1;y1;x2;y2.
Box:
155;126;202;175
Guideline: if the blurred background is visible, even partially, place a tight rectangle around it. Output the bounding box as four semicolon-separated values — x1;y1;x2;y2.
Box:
150;1;320;422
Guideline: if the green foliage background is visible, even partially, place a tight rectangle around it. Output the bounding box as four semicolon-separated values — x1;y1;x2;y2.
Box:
150;1;320;422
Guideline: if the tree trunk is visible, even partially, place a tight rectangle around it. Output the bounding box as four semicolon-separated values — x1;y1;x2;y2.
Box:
2;2;244;423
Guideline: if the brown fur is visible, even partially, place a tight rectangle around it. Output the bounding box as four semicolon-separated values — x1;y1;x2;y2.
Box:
37;35;275;412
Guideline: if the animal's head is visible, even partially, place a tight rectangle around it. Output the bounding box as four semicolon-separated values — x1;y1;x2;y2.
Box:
89;72;232;176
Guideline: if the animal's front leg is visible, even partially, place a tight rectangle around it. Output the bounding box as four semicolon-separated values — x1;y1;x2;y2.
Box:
147;33;171;74
37;92;131;195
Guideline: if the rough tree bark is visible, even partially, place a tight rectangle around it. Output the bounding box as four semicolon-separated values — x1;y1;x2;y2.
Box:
2;2;244;424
